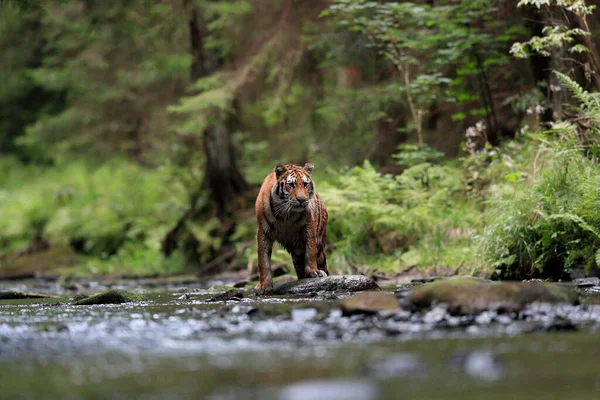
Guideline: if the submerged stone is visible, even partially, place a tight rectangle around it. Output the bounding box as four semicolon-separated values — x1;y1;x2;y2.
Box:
366;353;428;378
405;278;578;314
279;379;379;400
71;290;143;305
0;291;55;300
450;350;503;382
340;292;399;316
270;275;380;295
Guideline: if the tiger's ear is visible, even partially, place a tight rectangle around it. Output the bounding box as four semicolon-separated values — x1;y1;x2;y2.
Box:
304;163;314;174
275;163;287;178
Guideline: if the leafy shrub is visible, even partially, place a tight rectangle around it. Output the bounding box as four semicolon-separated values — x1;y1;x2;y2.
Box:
320;161;481;274
479;73;600;279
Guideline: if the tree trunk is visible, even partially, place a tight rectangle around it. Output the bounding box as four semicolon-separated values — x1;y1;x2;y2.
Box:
522;6;560;123
574;14;600;92
162;0;247;267
203;113;248;217
187;2;206;81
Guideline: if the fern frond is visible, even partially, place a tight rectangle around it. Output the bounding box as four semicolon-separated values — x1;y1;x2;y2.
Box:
554;71;598;110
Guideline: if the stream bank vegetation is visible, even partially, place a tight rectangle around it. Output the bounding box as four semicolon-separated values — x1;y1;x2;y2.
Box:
1;0;600;282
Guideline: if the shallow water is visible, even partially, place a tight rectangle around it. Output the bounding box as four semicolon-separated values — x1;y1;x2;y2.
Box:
1;281;600;399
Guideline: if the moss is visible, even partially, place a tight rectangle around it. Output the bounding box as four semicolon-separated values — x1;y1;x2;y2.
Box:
405;278;578;314
71;290;144;305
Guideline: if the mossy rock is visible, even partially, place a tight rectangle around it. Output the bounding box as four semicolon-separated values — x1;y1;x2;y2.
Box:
71;290;144;305
405;278;578;314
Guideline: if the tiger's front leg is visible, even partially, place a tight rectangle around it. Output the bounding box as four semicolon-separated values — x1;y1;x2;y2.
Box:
254;230;274;295
304;236;327;279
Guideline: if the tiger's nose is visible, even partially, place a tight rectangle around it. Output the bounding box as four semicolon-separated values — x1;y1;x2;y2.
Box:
297;197;308;205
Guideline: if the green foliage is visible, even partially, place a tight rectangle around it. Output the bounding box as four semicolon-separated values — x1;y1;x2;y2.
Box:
511;0;596;58
478;74;600;279
0;158;189;275
320;161;481;274
11;1;190;162
327;0;519;143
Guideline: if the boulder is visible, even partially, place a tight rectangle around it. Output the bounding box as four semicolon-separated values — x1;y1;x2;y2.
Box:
404;278;577;314
340;292;399;316
270;275;380;295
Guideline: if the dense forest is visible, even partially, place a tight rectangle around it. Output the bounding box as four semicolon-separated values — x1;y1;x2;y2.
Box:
1;0;600;282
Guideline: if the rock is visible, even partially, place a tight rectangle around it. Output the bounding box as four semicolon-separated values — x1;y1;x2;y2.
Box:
366;353;428;378
450;351;503;382
422;306;449;324
340;292;399;316
71;290;143;305
279;379;378;400
0;291;55;300
291;308;318;322
208;289;244;302
270;275;380;295
404;278;578;314
574;277;600;288
232;280;249;288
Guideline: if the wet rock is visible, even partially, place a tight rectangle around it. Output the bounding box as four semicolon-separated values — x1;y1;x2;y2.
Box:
574;277;600;288
279;379;378;400
270;275;380;295
232;280;249;288
535;317;578;332
366;353;428;378
177;293;191;300
340;292;399;316
450;350;503;382
405;278;578;315
422;307;450;324
586;286;600;294
393;284;413;299
208;289;244;302
0;291;55;300
71;290;143;305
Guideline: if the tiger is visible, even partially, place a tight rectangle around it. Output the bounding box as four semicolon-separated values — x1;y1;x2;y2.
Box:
254;162;328;295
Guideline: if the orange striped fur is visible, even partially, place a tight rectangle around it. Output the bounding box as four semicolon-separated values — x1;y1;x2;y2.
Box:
254;163;328;295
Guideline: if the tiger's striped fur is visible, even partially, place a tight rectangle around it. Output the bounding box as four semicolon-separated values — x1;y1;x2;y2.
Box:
254;163;328;295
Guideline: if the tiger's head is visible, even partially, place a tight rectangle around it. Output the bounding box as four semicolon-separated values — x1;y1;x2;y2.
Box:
272;162;315;215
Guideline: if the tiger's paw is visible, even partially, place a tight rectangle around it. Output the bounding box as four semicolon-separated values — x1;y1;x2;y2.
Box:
254;280;274;296
306;269;328;279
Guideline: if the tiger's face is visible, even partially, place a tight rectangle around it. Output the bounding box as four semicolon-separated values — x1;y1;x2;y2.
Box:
273;163;315;214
